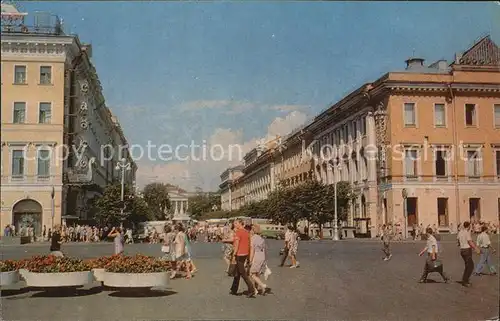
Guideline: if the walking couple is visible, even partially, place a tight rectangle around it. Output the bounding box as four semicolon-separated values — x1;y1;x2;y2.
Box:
162;223;197;280
228;219;271;298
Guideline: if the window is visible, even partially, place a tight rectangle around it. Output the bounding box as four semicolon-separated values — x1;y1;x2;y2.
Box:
37;149;51;177
404;103;416;126
343;124;349;142
435;149;447;177
404;149;418;178
465;104;477;126
352;120;358;139
434;104;446;127
13;102;26;123
469;198;481;220
40;66;52;84
495;105;500;128
466;150;481;177
11;150;25;177
496;151;500;178
437;198;449;227
39;102;52;123
14;65;26;84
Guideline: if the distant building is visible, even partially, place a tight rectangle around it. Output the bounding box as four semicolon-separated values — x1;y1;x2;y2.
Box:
0;4;136;233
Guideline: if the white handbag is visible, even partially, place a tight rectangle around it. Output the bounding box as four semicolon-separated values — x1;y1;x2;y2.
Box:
264;265;272;280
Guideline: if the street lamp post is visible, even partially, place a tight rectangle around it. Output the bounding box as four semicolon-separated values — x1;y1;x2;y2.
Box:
115;158;131;226
330;161;342;241
50;186;55;229
402;188;408;240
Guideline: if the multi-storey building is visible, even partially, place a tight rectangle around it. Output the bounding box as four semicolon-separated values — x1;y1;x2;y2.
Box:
0;5;136;234
219;35;499;238
219;165;244;211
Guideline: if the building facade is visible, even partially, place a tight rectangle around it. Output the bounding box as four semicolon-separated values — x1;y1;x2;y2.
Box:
219;165;244;211
219;35;500;237
0;5;136;235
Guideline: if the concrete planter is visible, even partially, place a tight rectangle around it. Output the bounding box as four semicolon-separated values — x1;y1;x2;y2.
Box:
103;272;169;288
24;271;92;287
19;269;28;281
0;270;20;286
92;268;105;282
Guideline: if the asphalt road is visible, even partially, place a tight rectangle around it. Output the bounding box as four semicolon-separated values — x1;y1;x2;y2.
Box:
1;239;499;321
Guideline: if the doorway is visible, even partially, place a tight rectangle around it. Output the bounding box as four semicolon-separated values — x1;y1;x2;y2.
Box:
437;198;449;227
469;198;481;221
12;199;43;236
406;197;418;226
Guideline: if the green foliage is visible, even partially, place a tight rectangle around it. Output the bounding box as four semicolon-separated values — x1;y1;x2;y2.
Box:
227;180;354;229
91;184;153;226
142;183;171;220
188;192;221;220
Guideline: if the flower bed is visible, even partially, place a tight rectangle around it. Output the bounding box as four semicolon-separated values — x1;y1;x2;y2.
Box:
0;260;20;286
103;255;171;287
22;256;92;287
86;255;122;282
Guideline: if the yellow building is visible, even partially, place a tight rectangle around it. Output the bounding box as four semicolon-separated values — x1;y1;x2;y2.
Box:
219;35;499;238
1;5;136;235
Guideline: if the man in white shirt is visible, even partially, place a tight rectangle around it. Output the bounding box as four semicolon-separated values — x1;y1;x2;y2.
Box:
473;225;497;276
456;221;480;287
418;227;449;283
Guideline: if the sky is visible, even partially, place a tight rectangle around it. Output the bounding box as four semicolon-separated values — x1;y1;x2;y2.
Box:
18;1;500;191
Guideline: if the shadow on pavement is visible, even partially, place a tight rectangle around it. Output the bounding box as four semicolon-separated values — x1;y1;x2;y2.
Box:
30;286;102;298
108;288;177;298
0;287;31;297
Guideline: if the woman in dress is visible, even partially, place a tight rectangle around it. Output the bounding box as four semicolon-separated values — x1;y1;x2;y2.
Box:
172;224;192;279
162;225;176;262
222;222;235;273
288;226;300;268
108;227;124;255
184;228;198;275
249;224;270;295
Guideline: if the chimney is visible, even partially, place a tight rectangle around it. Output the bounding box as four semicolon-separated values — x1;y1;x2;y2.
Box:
405;57;425;70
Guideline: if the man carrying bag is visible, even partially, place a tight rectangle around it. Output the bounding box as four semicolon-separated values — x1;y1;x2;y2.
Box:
418;227;449;283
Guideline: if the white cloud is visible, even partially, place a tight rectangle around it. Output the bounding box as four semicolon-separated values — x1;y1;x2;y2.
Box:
270;105;307;112
135;110;309;191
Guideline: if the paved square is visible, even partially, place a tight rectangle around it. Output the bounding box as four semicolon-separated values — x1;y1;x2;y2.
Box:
1;239;499;320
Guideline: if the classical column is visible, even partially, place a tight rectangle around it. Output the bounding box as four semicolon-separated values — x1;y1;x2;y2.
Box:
180;200;184;214
174;201;178;215
366;112;377;183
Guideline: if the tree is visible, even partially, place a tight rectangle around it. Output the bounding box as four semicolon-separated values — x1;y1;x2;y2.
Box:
188;191;221;220
92;184;153;226
142;183;171;220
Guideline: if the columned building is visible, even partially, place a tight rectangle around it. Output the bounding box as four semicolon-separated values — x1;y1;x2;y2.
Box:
166;185;190;221
219;35;499;238
0;5;136;234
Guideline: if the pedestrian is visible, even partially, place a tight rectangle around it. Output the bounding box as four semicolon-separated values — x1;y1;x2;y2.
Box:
172;223;191;280
279;226;292;267
108;227;124;255
249;224;271;295
381;224;392;261
229;218;256;298
50;224;64;257
457;221;480;287
418;227;449;283
162;225;176;261
473;225;497;276
288;226;300;268
222;222;235;273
